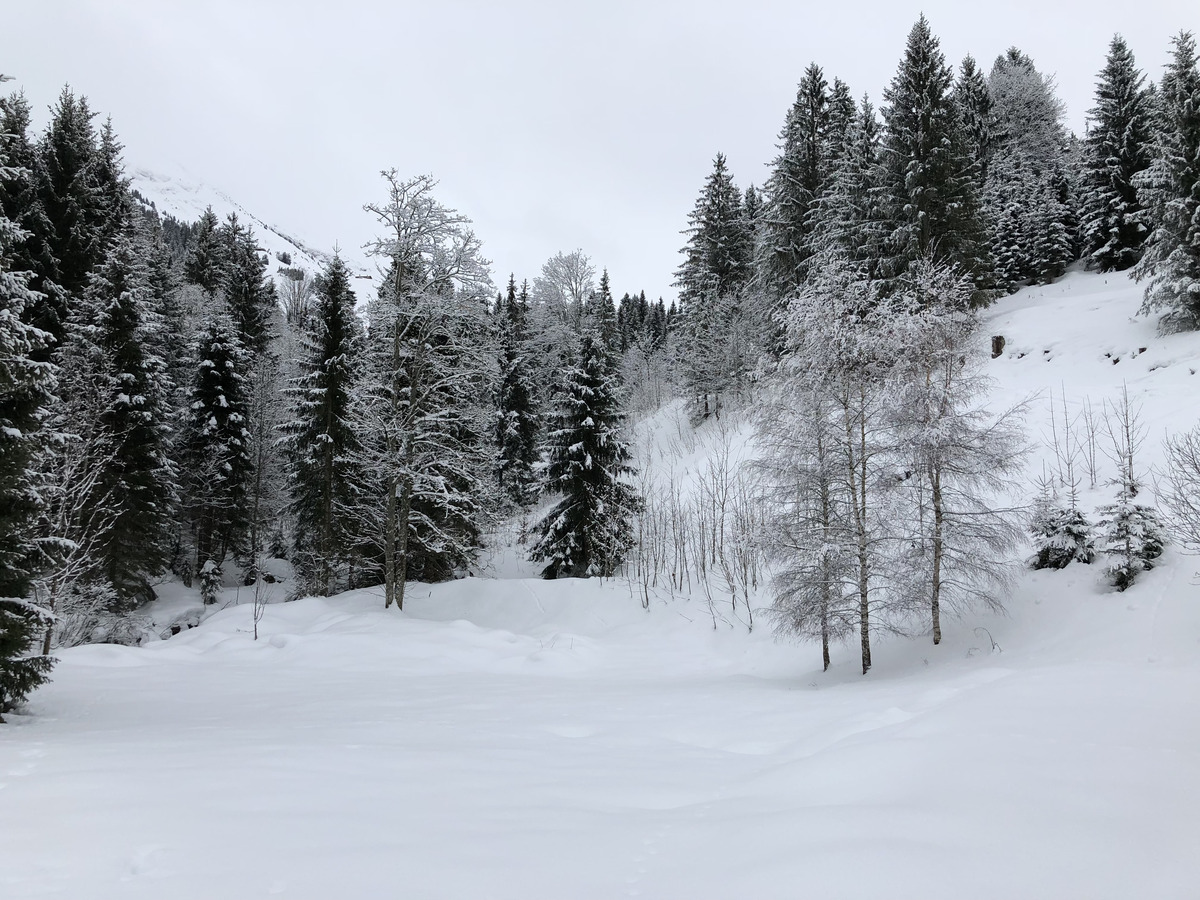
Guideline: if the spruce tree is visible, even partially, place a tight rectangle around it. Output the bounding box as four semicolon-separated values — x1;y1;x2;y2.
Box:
0;119;56;718
956;56;992;185
182;206;226;296
879;17;989;298
495;276;539;508
530;331;639;579
585;268;619;354
1136;31;1200;326
220;214;276;356
180;314;253;574
760;63;832;299
279;254;363;596
85;235;177;606
1082;36;1154;272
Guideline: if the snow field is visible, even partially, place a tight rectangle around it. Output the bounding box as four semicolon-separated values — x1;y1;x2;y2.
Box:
2;268;1200;898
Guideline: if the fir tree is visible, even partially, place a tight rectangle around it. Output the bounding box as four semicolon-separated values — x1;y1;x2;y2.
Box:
760;63;831;299
1136;31;1200;327
220;214;277;356
530;331;639;579
279;254;363;596
0;113;56;718
879;17;989;299
72;236;175;609
1082;36;1154;272
956;56;992;185
585;268;618;354
495;276;539;508
180;314;253;574
182;206;226;296
674;152;751;307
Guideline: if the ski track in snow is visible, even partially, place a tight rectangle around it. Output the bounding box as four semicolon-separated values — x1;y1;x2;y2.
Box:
3;269;1200;898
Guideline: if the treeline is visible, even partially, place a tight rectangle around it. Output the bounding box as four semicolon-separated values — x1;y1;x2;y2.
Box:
0;85;663;716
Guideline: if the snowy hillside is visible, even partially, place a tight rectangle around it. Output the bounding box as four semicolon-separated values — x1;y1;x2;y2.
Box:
3;270;1200;899
129;165;375;288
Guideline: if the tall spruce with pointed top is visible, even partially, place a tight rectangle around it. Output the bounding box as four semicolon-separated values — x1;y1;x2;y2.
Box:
75;234;177;607
220;214;277;356
879;17;989;298
279;254;362;596
0;103;56;718
1082;36;1153;272
180;313;253;574
182;206;226;296
760;63;832;299
530;331;639;579
1136;31;1200;326
956;56;992;185
495;276;539;508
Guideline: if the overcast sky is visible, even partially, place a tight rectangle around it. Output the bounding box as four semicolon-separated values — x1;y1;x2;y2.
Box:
4;0;1195;301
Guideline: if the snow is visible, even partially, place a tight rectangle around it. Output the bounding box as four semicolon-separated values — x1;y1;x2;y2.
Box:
129;165;374;289
3;267;1200;898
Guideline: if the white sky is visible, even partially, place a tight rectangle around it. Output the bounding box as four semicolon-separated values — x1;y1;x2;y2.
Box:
4;0;1195;302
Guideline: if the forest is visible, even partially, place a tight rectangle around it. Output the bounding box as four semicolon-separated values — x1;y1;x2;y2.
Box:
3;16;1200;716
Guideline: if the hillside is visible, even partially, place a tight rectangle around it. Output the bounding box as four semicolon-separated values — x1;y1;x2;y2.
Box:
129;165;375;288
2;269;1199;899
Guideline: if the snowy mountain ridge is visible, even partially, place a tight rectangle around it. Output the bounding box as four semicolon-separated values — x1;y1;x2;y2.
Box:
129;165;375;288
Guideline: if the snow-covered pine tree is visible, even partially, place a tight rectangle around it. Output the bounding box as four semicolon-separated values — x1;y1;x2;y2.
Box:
279;253;363;596
220;214;277;357
674;153;757;418
984;49;1076;290
0;102;56;718
179;313;253;576
78;236;177;609
1082;35;1154;272
1135;31;1200;328
809;95;887;277
585;268;619;355
495;275;539;509
0;90;61;362
530;331;639;579
1096;386;1165;590
879;17;989;299
182;206;226;297
1028;475;1097;570
759;63;831;302
355;171;495;609
956;55;992;185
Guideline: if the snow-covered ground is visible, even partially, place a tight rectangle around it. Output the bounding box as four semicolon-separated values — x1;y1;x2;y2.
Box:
3;269;1200;899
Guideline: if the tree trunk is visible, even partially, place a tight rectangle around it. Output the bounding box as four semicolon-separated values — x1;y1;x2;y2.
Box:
930;465;944;645
383;479;397;608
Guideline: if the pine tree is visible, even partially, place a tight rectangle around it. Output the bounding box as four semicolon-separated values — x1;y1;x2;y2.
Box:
279;254;363;596
530;331;639;579
0;91;61;361
585;268;618;354
956;56;992;185
984;49;1076;290
220;214;277;356
71;236;176;609
760;63;831;299
674;152;751;307
37;88;106;301
879;17;989;298
1136;31;1200;327
1082;35;1154;272
495;276;539;508
182;206;226;296
0;110;56;718
674;153;756;416
180;314;253;576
